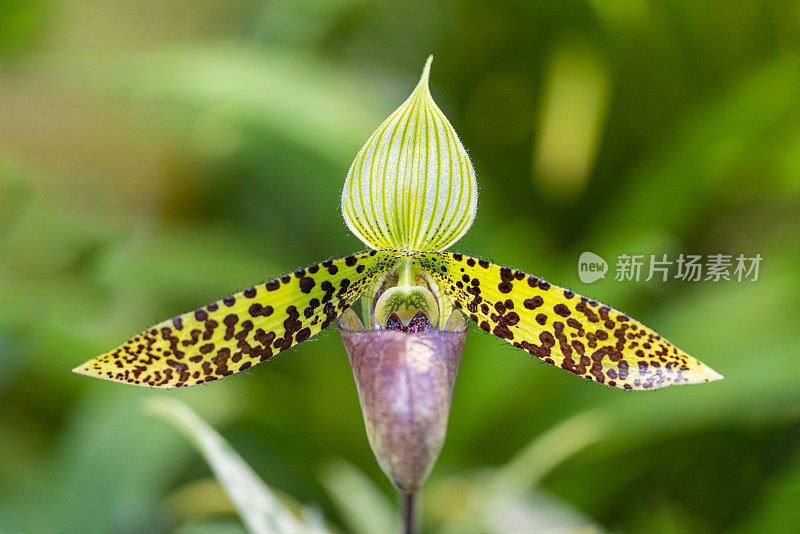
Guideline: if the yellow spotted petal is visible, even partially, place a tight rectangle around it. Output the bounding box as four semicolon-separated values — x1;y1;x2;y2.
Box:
74;251;399;388
413;252;723;390
342;56;478;251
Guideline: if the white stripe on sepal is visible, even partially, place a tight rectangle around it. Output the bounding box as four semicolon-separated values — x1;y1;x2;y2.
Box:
342;56;478;251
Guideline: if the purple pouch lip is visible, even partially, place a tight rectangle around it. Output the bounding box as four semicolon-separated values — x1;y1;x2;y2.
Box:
339;312;467;493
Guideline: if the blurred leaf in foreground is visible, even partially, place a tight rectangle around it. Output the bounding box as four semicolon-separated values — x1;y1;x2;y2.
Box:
430;410;608;534
148;397;330;534
319;459;397;534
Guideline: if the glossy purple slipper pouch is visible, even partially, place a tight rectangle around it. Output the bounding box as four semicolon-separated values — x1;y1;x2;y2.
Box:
339;310;467;493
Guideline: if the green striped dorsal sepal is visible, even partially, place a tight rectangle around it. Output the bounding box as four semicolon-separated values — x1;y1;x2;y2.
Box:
74;250;399;388
341;56;478;252
413;252;723;390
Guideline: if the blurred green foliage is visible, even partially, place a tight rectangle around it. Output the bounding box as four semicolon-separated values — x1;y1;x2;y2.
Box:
1;1;799;532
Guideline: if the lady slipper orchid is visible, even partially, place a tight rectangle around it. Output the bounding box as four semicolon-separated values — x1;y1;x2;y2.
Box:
74;56;722;495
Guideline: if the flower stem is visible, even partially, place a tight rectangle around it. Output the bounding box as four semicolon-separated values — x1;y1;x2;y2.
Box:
401;491;418;534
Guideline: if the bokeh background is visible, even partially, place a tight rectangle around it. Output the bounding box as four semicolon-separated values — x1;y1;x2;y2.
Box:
2;1;799;532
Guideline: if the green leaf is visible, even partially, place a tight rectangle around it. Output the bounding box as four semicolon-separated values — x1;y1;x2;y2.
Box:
319;459;396;534
432;410;609;534
147;397;330;534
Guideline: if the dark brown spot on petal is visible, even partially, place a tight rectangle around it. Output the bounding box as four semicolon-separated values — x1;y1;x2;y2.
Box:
524;296;543;310
554;304;571;317
265;280;280;291
299;276;315;294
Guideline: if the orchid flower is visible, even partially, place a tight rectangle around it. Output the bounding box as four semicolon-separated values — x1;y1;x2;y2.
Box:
74;57;722;497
